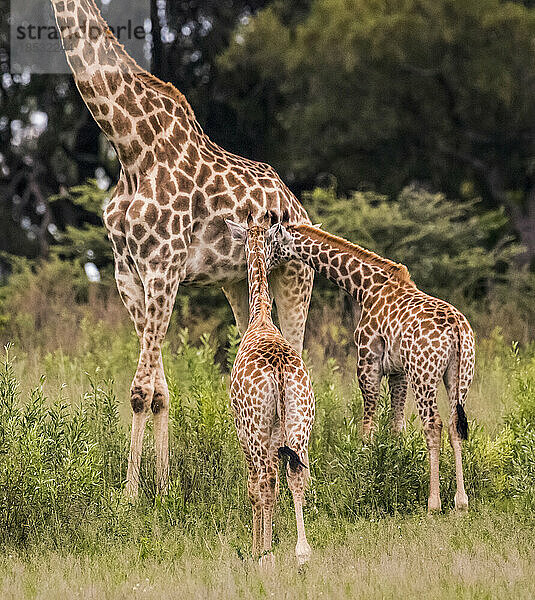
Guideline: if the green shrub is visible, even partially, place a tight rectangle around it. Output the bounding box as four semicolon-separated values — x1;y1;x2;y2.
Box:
1;333;535;551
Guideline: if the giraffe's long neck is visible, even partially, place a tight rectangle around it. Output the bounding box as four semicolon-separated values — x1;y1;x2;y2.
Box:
50;0;196;172
246;232;272;324
51;0;138;79
290;225;414;303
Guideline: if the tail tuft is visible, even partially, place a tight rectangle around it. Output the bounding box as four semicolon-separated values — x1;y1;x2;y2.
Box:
456;403;469;440
278;446;307;471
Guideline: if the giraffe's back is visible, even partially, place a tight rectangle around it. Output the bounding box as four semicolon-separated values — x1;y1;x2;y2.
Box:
369;286;475;377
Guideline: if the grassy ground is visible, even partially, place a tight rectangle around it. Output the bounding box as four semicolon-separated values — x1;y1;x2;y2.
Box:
1;320;535;599
2;508;535;599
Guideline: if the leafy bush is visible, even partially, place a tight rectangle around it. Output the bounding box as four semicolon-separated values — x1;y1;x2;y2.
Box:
305;185;519;303
2;333;535;550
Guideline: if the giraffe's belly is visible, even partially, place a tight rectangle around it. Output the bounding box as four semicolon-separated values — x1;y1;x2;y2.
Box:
181;240;246;286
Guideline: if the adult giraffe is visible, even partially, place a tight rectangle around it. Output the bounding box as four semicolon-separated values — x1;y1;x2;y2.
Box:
50;0;313;497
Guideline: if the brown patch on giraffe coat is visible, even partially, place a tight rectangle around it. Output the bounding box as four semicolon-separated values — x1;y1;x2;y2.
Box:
179;158;196;178
171;215;181;235
210;194;234;211
205;175;225;196
128;199;144;220
132;224;145;240
158;110;173;130
170;124;188;148
117;89;143;118
104;71;121;95
197;164;211;187
171;238;186;251
179;175;195;194
139;234;158;259
140;150;155;172
137;120;155;145
173;195;190;212
156;209;172;239
192;191;209;220
145;204;158;228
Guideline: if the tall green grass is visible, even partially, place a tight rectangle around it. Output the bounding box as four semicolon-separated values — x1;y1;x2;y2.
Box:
2;332;535;551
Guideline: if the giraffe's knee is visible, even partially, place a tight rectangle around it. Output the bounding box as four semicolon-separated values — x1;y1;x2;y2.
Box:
423;417;442;449
151;390;169;414
131;385;150;414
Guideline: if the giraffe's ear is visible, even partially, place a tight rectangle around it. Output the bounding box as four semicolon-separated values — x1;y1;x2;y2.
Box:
225;219;247;243
313;223;323;229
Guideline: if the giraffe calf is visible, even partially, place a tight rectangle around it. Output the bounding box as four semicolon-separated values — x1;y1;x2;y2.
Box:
226;218;315;567
265;221;475;513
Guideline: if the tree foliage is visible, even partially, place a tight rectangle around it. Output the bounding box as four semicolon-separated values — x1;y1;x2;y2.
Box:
219;0;535;261
305;186;519;302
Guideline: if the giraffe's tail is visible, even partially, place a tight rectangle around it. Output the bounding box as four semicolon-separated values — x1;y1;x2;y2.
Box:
278;446;307;471
276;374;307;472
453;317;469;441
456;403;469;441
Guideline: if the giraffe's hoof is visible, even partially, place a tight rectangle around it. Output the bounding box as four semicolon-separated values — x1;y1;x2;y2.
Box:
259;552;275;569
427;496;442;513
454;493;469;512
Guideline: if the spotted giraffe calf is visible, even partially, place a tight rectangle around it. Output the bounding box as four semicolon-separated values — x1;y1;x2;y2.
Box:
266;221;475;512
226;218;315;566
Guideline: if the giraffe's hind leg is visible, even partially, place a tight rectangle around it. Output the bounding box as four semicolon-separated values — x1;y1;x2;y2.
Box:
258;462;278;568
270;260;313;354
222;279;249;336
281;379;314;566
388;372;408;434
247;468;262;557
286;451;312;566
410;376;443;513
444;360;470;511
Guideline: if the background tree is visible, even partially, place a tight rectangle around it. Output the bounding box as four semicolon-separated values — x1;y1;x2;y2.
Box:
219;0;535;264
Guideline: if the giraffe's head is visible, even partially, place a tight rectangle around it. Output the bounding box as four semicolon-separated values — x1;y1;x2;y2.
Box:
262;222;297;270
225;215;285;271
261;212;323;270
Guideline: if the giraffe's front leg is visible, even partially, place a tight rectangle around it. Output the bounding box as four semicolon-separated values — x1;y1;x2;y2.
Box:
124;190;187;498
222;278;249;336
127;267;181;498
388;372;408;434
152;352;170;495
355;330;384;440
270;260;313;355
